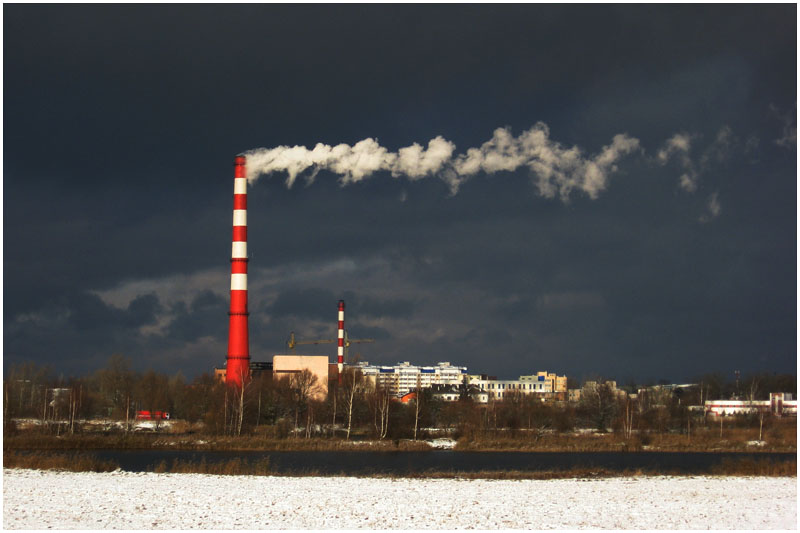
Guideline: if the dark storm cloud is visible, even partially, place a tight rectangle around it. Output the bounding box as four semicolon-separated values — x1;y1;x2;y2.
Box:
3;4;795;382
166;291;228;343
264;287;417;323
5;291;162;375
344;325;393;343
258;288;415;347
67;292;162;331
349;295;416;320
267;288;339;322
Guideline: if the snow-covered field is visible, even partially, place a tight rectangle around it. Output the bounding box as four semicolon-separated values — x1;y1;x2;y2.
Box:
3;469;796;529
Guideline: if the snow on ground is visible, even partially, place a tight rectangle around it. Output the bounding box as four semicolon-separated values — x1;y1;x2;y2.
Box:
11;418;176;431
2;469;796;530
427;438;457;449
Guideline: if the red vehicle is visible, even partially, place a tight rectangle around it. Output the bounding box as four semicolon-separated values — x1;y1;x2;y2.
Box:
136;410;170;420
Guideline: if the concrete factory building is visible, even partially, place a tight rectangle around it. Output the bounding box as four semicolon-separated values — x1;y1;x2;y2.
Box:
356;361;468;397
273;355;330;400
704;393;797;417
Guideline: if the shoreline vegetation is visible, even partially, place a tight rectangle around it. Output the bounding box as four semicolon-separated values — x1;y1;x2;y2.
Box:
4;420;796;479
5;359;795;480
4;420;796;453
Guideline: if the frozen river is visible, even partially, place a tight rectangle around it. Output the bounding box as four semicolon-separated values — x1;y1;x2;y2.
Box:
3;469;796;529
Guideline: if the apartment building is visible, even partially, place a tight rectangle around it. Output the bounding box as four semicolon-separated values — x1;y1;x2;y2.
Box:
355;361;468;397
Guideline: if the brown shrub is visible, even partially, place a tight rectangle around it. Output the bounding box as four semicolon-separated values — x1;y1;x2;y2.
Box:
711;457;797;477
3;451;118;472
152;457;272;476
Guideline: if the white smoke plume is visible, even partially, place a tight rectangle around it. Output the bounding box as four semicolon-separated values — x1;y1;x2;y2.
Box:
657;132;698;192
769;103;797;149
699;191;722;223
658;126;740;194
700;126;734;168
708;191;722;217
244;123;640;201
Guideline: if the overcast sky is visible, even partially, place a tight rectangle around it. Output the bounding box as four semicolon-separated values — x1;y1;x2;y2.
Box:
4;4;796;384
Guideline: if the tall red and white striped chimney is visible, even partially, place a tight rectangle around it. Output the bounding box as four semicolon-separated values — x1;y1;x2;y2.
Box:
337;300;345;373
226;156;250;387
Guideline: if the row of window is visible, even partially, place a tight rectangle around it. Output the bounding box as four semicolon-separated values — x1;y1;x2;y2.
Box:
378;376;461;383
480;382;548;390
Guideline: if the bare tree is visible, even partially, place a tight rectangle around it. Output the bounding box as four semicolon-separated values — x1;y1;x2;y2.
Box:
371;380;391;440
341;366;363;440
4;362;52;419
236;369;247;437
413;375;423;440
68;382;82;434
329;380;338;437
580;381;618;432
136;369;169;432
741;375;769;442
620;396;634;439
289;369;321;438
758;406;768;441
747;376;760;405
97;355;136;421
167;372;187;421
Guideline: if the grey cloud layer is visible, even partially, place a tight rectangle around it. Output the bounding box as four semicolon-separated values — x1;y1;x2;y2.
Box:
4;5;793;381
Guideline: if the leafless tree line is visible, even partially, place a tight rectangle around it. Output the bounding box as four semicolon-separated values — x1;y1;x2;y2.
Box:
4;358;794;440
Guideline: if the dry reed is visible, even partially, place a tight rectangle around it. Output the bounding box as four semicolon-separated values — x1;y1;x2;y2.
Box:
150;457;272;476
3;451;118;472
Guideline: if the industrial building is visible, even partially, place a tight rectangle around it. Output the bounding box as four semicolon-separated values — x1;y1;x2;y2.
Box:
214;357;329;400
704;393;796;417
213;156;785;420
217;159;571;403
213;361;272;382
215;354;570;405
272;355;330;400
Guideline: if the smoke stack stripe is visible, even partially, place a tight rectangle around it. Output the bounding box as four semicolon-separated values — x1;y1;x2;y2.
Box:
337;300;345;372
226;156;250;387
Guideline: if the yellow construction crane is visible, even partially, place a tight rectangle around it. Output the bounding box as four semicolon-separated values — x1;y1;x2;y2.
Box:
286;331;374;359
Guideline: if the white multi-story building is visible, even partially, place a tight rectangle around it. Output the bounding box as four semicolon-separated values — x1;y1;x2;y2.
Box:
354;361;568;402
355;361;467;397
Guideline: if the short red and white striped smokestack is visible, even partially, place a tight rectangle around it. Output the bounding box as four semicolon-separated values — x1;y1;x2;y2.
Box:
226;156;250;387
337;300;345;373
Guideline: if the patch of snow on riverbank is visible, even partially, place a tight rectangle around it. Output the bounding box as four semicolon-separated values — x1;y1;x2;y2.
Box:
427;438;457;449
3;469;795;529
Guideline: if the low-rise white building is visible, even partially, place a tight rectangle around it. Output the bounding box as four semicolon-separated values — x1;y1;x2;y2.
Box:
466;371;567;402
705;393;796;417
467;376;552;400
